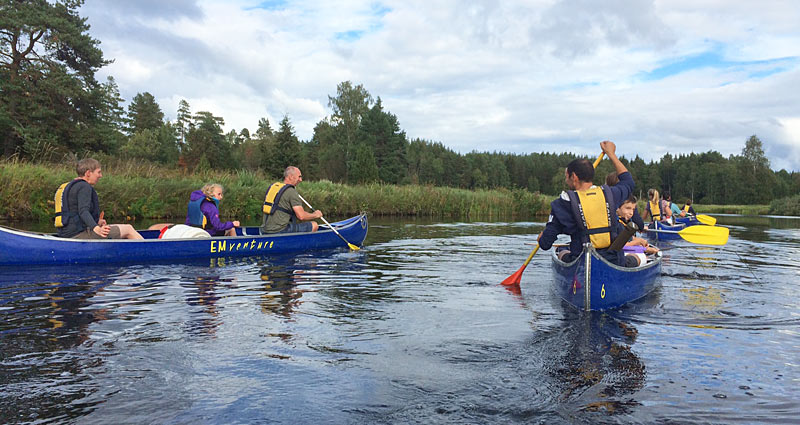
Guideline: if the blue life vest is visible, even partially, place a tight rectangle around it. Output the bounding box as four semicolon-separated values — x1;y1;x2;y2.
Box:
187;196;219;229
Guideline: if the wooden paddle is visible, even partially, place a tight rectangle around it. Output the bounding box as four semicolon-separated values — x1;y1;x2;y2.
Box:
647;224;729;245
501;152;605;286
296;194;360;251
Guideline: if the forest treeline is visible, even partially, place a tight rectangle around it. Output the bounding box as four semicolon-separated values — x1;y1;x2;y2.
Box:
2;0;799;209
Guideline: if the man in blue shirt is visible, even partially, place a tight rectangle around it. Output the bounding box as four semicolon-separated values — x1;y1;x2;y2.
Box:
538;141;635;267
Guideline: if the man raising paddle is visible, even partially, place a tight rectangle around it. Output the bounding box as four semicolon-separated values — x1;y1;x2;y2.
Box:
537;141;637;267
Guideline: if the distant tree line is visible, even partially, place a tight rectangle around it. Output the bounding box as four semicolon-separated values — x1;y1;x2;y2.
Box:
2;1;799;205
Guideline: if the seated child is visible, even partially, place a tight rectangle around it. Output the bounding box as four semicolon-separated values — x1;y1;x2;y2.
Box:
617;194;659;266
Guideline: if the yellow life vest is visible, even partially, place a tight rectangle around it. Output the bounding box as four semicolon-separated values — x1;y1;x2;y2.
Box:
649;200;662;222
683;204;690;214
54;180;81;228
262;182;293;215
571;186;614;249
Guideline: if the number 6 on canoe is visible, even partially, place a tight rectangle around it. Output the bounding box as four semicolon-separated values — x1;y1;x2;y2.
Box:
501;151;605;286
296;194;360;251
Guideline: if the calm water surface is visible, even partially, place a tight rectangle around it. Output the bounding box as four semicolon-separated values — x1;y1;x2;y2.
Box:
1;216;798;424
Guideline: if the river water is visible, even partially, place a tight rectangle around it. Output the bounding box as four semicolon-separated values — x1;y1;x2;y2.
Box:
1;215;798;424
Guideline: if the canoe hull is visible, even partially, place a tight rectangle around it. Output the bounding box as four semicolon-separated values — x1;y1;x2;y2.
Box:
551;244;662;311
0;214;368;266
646;221;686;241
674;216;701;226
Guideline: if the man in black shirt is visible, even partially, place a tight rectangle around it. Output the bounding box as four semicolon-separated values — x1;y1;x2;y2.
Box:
55;158;143;239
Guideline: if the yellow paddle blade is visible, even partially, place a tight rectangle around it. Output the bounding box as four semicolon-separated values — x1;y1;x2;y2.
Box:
695;214;716;226
679;225;729;245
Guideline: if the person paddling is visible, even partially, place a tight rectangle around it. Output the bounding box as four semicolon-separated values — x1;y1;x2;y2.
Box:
54;158;143;240
260;166;322;234
537;141;638;268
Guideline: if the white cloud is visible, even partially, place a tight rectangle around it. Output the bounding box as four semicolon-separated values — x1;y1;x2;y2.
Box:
82;0;800;170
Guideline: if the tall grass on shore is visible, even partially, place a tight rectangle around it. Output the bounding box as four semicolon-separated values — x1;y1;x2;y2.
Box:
695;204;771;215
768;195;800;216
0;158;550;222
634;201;772;217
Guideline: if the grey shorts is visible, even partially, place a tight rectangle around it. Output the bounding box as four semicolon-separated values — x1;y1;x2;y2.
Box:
278;221;314;233
72;225;122;239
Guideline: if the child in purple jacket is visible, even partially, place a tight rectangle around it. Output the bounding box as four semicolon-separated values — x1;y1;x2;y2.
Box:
185;184;240;236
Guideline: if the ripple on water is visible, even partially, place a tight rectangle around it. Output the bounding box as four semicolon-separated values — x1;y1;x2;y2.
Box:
2;217;799;423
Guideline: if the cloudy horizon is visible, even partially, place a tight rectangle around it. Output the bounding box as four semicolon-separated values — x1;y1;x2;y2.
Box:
80;0;800;171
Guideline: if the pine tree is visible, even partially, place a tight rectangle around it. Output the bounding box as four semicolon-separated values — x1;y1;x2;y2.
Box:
1;0;111;157
271;115;300;177
126;92;164;135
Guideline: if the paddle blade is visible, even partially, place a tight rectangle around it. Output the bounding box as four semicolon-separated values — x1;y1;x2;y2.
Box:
501;265;525;286
679;225;729;246
347;243;361;251
695;214;716;226
501;245;539;285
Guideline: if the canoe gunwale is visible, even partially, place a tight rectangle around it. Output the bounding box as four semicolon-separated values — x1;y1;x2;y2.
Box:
0;214;368;266
0;214;365;243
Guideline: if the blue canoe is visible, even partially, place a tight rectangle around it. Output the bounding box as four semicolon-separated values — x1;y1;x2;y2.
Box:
0;214;368;266
552;244;662;311
674;216;701;226
645;221;686;241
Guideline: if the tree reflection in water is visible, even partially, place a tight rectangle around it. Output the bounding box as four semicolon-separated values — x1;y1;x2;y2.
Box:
0;266;121;422
551;310;647;416
258;256;323;319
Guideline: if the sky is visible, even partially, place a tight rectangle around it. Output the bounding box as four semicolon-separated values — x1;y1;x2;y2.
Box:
80;0;800;171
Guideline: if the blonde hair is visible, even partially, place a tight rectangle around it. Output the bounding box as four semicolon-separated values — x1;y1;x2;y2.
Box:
648;188;660;202
201;183;223;198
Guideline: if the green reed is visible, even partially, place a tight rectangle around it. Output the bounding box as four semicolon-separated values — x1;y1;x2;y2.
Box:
695;204;771;215
768;195;800;216
1;159;551;222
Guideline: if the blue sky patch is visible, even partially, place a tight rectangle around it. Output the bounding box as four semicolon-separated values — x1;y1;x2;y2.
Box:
371;3;391;17
248;0;288;11
335;30;365;42
333;3;390;42
640;48;798;81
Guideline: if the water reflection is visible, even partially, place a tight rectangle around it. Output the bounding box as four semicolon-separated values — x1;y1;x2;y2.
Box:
548;310;646;417
1;216;799;424
0;266;122;422
181;273;222;336
258;257;311;318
